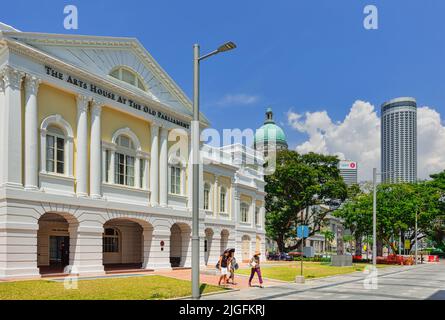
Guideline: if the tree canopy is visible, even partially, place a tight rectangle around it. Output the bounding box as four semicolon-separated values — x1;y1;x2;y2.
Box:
334;172;445;253
265;150;348;252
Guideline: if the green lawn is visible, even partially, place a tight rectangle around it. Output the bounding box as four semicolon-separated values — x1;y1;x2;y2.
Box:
238;262;390;282
0;275;225;300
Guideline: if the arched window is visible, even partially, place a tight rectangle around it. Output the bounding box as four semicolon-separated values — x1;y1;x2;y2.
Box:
103;128;149;190
103;228;119;253
170;166;181;194
110;66;147;91
168;154;186;196
241;202;250;223
220;187;227;213
204;183;211;211
40;114;74;178
46;125;65;174
115;135;136;186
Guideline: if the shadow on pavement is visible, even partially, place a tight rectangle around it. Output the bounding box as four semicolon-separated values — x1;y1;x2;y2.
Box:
427;290;445;300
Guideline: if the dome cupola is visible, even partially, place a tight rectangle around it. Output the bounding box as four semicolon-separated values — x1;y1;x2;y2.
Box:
254;108;288;153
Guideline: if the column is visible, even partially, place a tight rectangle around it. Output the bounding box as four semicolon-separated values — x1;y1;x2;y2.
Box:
76;95;89;197
214;176;219;217
109;151;116;184
146;229;172;269
101;148;107;183
231;177;237;222
159;127;168;207
251;200;257;228
142;158;149;189
141;227;154;270
0;66;24;187
134;157;141;189
69;223;105;275
24;75;41;190
234;189;240;224
210;232;222;265
0;206;40;278
150;124;159;205
90;101;102;199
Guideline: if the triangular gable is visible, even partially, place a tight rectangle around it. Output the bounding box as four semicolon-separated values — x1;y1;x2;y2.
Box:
5;32;209;124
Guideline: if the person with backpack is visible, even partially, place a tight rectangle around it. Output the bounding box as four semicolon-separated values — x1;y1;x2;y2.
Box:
248;251;264;288
227;249;239;285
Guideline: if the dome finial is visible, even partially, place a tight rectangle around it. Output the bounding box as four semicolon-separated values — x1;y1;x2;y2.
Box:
265;107;274;124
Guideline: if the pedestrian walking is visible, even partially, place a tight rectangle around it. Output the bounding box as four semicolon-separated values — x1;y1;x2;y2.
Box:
226;249;238;285
248;251;264;288
217;250;231;286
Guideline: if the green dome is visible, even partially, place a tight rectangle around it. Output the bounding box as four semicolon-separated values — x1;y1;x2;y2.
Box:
254;108;288;147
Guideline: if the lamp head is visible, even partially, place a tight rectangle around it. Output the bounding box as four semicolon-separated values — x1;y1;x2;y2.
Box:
217;41;237;53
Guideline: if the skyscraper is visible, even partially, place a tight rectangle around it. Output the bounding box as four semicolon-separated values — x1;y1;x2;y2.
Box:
381;97;417;183
338;160;358;186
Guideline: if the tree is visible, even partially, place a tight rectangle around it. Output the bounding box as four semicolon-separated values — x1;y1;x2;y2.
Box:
334;179;444;255
334;191;372;254
422;172;445;249
265;150;348;252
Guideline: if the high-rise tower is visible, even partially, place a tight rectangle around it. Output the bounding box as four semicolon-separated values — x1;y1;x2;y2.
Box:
381;97;417;183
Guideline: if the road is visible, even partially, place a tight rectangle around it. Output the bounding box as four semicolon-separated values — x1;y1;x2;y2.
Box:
203;261;445;300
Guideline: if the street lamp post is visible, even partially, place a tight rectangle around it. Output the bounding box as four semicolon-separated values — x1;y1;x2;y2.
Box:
372;168;377;266
415;211;418;265
192;42;236;300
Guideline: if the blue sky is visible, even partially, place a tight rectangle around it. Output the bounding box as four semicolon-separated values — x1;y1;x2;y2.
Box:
1;0;445;152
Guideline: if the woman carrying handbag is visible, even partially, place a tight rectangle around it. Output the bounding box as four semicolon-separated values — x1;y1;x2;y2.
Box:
248;251;264;288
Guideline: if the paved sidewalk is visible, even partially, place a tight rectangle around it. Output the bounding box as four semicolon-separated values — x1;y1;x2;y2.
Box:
154;268;285;290
202;262;445;300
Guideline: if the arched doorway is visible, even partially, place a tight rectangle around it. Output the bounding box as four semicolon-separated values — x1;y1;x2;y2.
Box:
204;228;214;266
256;236;262;253
103;219;152;271
170;223;191;268
242;235;251;262
220;229;229;255
37;212;77;275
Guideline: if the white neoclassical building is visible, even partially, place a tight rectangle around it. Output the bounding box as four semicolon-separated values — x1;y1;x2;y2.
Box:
0;22;266;279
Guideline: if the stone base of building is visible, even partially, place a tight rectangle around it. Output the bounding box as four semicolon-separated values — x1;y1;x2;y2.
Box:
0;196;266;280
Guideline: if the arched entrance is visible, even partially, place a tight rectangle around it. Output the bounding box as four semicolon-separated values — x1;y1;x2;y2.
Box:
103;218;152;271
170;223;191;268
241;235;251;262
37;212;77;275
204;228;214;266
256;236;262;253
220;229;229;255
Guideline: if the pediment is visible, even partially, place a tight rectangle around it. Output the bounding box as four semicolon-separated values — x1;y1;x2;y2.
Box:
6;32;204;121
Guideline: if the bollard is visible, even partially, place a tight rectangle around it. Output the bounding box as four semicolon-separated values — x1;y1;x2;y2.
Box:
295;276;305;284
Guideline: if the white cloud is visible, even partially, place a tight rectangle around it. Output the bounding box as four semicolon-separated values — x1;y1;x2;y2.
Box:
216;94;260;107
288;100;445;181
417;107;445;177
